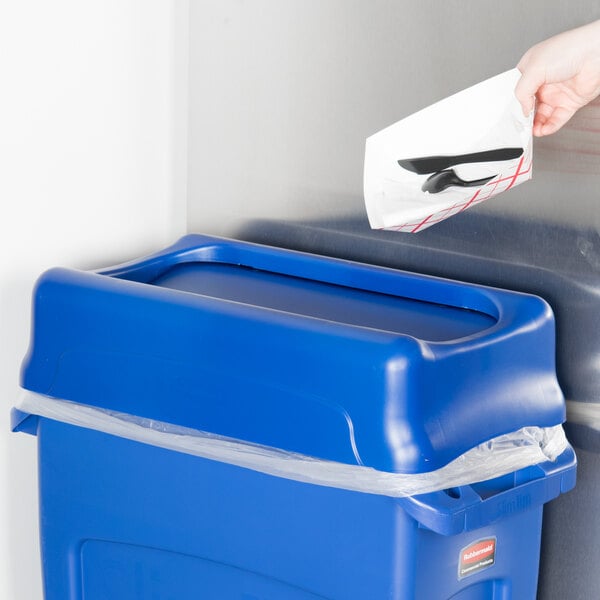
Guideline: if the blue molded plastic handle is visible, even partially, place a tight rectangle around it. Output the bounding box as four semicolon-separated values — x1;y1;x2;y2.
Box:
397;446;577;536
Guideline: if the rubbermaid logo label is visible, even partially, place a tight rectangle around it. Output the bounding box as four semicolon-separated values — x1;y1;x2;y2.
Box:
458;538;496;579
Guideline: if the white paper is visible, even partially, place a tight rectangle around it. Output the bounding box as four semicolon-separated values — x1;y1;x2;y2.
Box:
364;69;533;232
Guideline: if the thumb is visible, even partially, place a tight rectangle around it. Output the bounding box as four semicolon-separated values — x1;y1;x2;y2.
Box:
514;67;544;117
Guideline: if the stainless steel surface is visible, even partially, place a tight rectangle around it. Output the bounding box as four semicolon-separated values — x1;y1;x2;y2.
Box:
187;0;600;411
188;0;600;234
187;3;600;598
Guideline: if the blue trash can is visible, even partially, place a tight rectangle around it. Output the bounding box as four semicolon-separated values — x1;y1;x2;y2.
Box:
13;235;576;599
241;211;600;598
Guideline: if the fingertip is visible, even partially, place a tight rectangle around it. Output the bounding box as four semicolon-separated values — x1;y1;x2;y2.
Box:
532;114;546;137
515;92;533;118
536;118;562;137
542;121;563;136
514;81;537;118
538;107;575;136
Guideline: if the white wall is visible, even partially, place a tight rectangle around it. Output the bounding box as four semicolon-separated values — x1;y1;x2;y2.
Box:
0;2;188;598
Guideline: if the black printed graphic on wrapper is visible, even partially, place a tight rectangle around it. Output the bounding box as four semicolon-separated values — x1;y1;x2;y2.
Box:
458;537;496;579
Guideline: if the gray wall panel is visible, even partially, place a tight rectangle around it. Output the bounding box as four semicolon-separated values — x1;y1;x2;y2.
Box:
188;1;600;234
187;5;600;598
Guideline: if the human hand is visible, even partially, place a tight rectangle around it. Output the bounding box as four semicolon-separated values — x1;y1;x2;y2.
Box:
515;20;600;136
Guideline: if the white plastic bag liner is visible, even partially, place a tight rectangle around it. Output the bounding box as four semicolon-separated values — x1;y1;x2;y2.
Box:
364;68;533;233
18;390;568;498
567;400;600;432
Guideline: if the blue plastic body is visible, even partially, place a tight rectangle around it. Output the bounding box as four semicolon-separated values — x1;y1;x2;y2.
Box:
13;235;576;599
23;417;574;600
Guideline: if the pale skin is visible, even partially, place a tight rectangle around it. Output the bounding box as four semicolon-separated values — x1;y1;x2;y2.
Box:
515;20;600;137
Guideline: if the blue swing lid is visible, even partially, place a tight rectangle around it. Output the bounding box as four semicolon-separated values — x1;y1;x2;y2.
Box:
15;234;565;474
